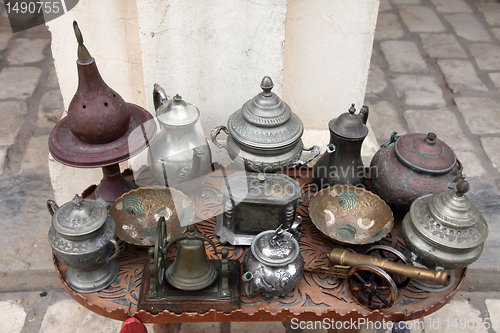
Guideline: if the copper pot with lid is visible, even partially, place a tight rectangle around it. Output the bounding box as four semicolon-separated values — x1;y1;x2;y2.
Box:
370;132;462;212
211;76;320;172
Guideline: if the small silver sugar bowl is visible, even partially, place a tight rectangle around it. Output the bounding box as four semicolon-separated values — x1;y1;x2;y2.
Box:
242;227;304;300
47;194;120;293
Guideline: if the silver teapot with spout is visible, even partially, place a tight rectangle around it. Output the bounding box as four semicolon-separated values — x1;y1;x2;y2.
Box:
313;104;369;188
242;226;304;300
148;84;212;188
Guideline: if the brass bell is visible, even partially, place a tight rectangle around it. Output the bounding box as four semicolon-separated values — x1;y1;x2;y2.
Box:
165;224;218;291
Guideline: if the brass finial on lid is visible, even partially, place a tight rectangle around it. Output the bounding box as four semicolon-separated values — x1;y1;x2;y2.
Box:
73;21;93;64
260;76;274;97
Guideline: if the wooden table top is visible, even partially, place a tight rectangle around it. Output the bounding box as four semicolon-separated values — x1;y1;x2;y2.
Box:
53;165;465;324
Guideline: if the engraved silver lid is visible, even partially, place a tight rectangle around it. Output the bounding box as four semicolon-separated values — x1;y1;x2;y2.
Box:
251;228;300;267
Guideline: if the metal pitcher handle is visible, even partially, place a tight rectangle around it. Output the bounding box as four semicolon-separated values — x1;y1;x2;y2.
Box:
210;125;229;149
153;83;169;114
46;200;59;216
294;145;321;166
105;238;120;263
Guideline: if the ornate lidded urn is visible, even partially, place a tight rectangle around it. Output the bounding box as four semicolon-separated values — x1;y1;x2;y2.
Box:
47;195;120;293
401;179;488;271
211;76;320;172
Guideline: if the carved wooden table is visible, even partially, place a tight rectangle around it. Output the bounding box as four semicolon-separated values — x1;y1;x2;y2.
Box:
53;165;466;333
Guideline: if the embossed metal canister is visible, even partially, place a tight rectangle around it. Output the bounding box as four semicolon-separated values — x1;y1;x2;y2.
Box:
211;76;320;173
401;179;488;270
47;195;120;293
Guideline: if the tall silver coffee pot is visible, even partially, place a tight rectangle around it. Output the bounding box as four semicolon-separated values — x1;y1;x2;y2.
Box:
148;84;212;188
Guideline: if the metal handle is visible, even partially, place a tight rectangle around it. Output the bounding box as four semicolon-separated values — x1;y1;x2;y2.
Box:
46;200;59;216
294;145;321;166
153;83;169;114
105;238;120;263
210;125;229;149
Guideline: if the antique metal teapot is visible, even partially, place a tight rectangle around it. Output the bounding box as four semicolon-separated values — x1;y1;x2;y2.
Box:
47;195;120;293
242;226;304;299
148;85;212;188
401;179;488;271
211;76;320;173
313;104;369;188
370;132;462;212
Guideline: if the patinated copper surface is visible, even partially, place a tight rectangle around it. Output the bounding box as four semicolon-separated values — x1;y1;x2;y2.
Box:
49;103;155;168
53;166;466;324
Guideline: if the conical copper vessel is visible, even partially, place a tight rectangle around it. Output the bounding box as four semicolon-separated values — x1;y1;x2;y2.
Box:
67;21;130;144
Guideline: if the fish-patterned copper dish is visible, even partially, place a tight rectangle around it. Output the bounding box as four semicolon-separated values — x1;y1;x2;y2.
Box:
109;187;194;246
309;185;394;245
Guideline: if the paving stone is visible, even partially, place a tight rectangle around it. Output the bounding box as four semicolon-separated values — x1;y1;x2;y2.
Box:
379;0;392;12
383;320;424;333
0;146;6;175
469;43;500;70
481;137;500;173
455;151;487;177
485;299;500;332
444;13;491;42
37;89;64;128
437;59;488;93
232;321;286;333
489;72;500;92
430;0;473;13
21;135;50;171
0;101;28;146
455;97;500;134
419;33;467;58
46;65;60;88
423;300;488;332
375;13;404;40
178;322;220;333
475;2;500;27
39;299;123;333
7;38;48;65
0;30;12;51
393;0;421;4
403;109;474;151
0;301;26;333
399;5;446;32
365;100;406;145
492;27;500;41
380;41;428;73
391;75;446;106
366;60;387;96
0;67;42;99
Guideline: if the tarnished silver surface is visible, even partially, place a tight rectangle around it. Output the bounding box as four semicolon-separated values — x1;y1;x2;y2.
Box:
215;172;301;246
211;76;320;173
242;228;304;300
402;179;488;270
148;85;212;188
313;104;369;188
47;195;120;293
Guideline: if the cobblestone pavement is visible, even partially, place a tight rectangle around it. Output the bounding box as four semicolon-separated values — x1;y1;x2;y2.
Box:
0;0;500;332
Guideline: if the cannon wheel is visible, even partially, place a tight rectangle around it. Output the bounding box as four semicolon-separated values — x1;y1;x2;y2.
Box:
347;264;398;311
365;245;411;288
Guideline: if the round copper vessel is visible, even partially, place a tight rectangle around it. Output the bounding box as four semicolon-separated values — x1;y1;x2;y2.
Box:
370;132;461;212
